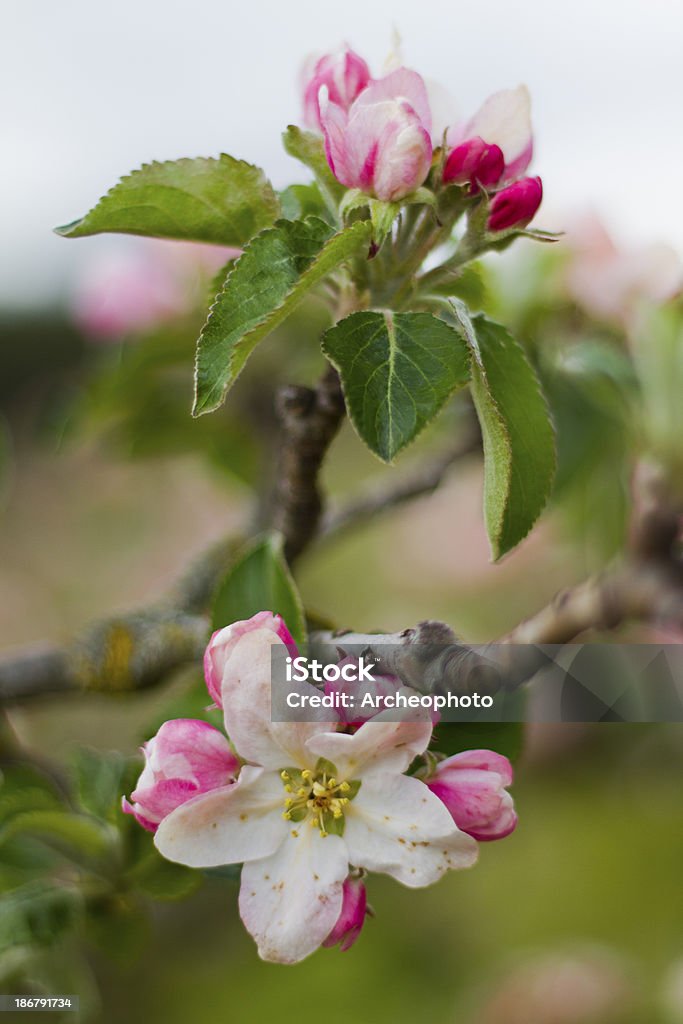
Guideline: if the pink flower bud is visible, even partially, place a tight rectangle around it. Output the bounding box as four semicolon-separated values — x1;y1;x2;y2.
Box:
322;876;368;952
487;176;543;233
204;611;296;708
443;137;505;192
320;67;432;202
302;46;371;132
426;749;517;841
122;719;239;832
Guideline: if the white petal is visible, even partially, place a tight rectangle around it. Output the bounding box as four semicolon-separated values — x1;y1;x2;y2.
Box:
344;773;478;887
239;828;348;963
154;766;287;868
465;84;532;167
221;629;332;769
306;715;432;780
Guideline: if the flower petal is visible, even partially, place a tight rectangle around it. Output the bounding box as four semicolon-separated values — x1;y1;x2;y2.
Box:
221;628;332;769
154;766;287;868
442;749;514;786
239;828;348;963
319;91;354;185
357;68;432;133
306;714;432;780
344;773;478;886
463;85;532;178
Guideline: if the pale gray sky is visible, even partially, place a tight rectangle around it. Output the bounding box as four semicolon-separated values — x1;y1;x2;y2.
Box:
2;0;682;308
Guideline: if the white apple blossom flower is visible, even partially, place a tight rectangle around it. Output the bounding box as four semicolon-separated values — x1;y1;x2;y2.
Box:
154;625;478;963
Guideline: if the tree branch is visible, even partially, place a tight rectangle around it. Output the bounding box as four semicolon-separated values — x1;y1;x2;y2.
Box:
0;609;208;705
270;363;346;564
320;421;480;542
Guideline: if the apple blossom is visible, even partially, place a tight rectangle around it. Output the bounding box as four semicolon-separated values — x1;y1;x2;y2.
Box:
320;68;433;202
426;749;517;841
302;46;371;132
154;622;478;963
322;875;368;951
488;176;543;233
72;249;188;341
564;211;683;327
122;718;240;833
448;85;533;184
72;241;240;342
204;610;296;708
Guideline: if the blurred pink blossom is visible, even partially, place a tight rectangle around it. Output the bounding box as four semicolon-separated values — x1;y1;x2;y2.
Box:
72;240;239;342
564;211;682;327
472;948;634;1024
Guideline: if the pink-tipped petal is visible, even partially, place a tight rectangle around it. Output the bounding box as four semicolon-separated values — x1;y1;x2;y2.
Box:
356;67;432;134
204;611;297;708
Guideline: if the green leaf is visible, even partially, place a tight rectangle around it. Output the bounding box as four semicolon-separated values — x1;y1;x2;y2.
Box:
0;766;64;826
127;850;201;901
70;748;134;824
422;263;489;309
0;811;113;861
452;303;556;559
282;126;345;215
194;217;371;415
55;155;280;246
279;183;332;224
322;310;471;462
0;882;81;954
212;533;306;645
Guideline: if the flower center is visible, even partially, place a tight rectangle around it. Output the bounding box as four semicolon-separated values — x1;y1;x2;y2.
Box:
280;757;360;837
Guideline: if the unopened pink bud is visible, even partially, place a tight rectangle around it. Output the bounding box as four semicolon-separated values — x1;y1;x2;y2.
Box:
302;46;371;132
443;137;505;191
487;176;542;232
323;876;368;952
204;611;296;708
122;719;239;832
426;749;517;841
320;68;432;202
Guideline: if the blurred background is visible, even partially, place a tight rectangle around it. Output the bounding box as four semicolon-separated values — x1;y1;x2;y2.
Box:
2;1;683;1021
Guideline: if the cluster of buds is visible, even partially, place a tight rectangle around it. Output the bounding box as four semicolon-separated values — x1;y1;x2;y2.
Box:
300;45;543;233
123;611;518;962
